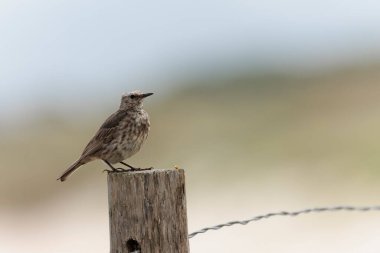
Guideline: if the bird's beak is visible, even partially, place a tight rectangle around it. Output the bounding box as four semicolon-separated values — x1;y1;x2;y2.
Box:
141;92;154;98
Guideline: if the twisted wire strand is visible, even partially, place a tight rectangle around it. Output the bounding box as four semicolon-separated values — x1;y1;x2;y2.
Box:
188;205;380;239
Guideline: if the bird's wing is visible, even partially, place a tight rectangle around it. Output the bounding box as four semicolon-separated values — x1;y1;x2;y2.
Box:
80;110;128;158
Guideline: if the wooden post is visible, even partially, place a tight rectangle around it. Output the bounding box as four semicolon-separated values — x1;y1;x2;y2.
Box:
107;169;189;253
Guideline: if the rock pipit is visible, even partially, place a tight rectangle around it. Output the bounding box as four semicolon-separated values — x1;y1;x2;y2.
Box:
58;91;153;182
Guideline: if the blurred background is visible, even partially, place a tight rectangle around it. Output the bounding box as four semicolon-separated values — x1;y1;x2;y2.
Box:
1;0;380;252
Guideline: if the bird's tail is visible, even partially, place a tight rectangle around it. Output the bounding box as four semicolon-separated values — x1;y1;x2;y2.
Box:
57;159;84;182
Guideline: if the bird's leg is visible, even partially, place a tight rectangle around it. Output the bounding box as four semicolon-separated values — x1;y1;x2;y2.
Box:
120;161;138;170
120;161;153;172
103;160;127;173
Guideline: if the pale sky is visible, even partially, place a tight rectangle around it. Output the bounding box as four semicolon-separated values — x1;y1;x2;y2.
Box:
1;0;380;123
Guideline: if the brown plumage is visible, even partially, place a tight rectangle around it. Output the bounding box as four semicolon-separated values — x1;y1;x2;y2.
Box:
58;91;153;182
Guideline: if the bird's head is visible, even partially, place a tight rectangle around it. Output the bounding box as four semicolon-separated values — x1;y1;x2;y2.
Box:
120;90;153;110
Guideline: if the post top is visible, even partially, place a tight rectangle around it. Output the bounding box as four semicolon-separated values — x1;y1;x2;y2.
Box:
107;168;184;177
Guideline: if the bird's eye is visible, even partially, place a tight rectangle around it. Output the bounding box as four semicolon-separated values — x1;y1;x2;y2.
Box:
130;95;136;99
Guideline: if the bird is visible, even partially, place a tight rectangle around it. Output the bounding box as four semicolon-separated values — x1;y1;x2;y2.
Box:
57;91;153;182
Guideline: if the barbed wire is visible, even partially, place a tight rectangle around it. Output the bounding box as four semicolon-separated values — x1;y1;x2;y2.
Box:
188;205;380;239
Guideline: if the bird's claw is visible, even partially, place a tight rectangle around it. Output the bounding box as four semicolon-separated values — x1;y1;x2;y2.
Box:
103;167;153;174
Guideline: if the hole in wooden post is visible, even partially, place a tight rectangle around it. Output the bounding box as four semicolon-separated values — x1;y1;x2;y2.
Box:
126;238;141;252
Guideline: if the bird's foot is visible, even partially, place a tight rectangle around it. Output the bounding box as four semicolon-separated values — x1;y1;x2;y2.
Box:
119;162;150;171
102;167;129;173
115;167;130;172
129;167;153;172
106;161;153;173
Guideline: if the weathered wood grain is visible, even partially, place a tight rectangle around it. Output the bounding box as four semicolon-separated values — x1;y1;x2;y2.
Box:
107;169;189;253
